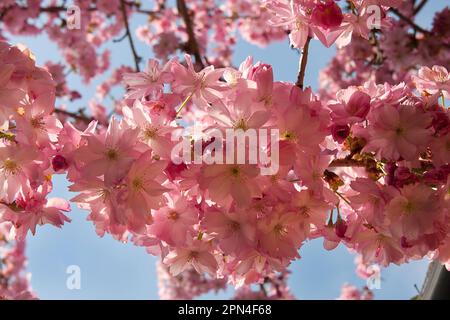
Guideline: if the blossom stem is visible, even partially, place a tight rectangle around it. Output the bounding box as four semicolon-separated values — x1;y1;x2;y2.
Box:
176;92;194;115
335;191;351;206
120;0;142;72
441;93;446;108
327;209;334;226
295;36;312;89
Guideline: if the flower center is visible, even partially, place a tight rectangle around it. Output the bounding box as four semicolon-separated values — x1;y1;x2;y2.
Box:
106;148;119;161
299;206;310;217
30;116;45;129
143;126;158;140
228;220;240;231
395;127;405;136
295;19;304;30
281;130;296;141
2;159;20;175
167;211;179;220
188;251;198;262
132;177;144;190
230;166;240;178
233;118;249;131
274;223;287;237
404;201;415;214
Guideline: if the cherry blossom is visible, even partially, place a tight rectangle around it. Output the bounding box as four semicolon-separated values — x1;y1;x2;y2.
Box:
0;0;448;301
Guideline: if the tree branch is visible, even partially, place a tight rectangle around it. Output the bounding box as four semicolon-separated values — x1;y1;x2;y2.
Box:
295;36;312;89
390;8;431;35
328;159;366;168
53;108;93;124
176;0;205;69
413;0;428;16
119;0;141;72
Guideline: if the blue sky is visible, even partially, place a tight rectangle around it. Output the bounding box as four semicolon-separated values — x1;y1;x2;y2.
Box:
7;1;448;299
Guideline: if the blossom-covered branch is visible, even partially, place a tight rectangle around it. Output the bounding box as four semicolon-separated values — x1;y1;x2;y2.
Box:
0;0;449;300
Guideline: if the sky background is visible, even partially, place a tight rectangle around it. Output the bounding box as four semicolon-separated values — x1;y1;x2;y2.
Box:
7;0;449;299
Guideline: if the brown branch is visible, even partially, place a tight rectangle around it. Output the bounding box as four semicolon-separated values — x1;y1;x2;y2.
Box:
328;159;366;168
135;8;160;16
389;8;431;35
113;33;128;43
54;108;93;124
413;0;428;16
295;36;312;89
176;0;205;69
119;0;141;72
259;283;268;297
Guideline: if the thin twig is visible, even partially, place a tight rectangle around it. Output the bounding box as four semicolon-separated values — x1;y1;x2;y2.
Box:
335;191;352;206
135;8;160;16
413;0;428;16
328;158;366;168
38;5;97;13
390;8;431;35
113;33;128;43
176;0;205;69
259;283;268;297
295;36;312;89
54;108;93;124
119;0;141;72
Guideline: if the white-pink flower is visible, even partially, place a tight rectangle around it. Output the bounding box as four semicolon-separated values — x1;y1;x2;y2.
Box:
163;238;218;276
363;104;432;161
413;65;450;99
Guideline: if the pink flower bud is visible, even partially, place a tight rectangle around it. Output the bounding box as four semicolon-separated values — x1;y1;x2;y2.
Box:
331;124;350;143
394;167;418;188
345;91;371;119
52;155;69;172
311;1;343;30
251;63;273;98
335;217;348;238
164;161;188;181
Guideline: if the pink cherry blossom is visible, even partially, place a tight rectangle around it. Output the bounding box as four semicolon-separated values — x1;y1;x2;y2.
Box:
0;1;449;300
1;184;71;240
311;1;343;30
149;194;198;246
200;163;261;207
76;117;140;186
202;206;256;258
413;65;450;98
164;238;218;276
123;59;173;100
171;55;226;109
385;183;444;241
363;104;432;161
120;152;170;232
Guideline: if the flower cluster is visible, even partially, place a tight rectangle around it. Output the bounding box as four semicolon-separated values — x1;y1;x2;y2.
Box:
0;223;36;300
156;261;227;300
264;0;399;49
0;0;449;300
319;1;450;101
62;52;449;287
337;284;373;300
0;41;71;240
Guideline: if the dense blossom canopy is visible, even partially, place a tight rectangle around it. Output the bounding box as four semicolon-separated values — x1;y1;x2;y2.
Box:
0;0;449;299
